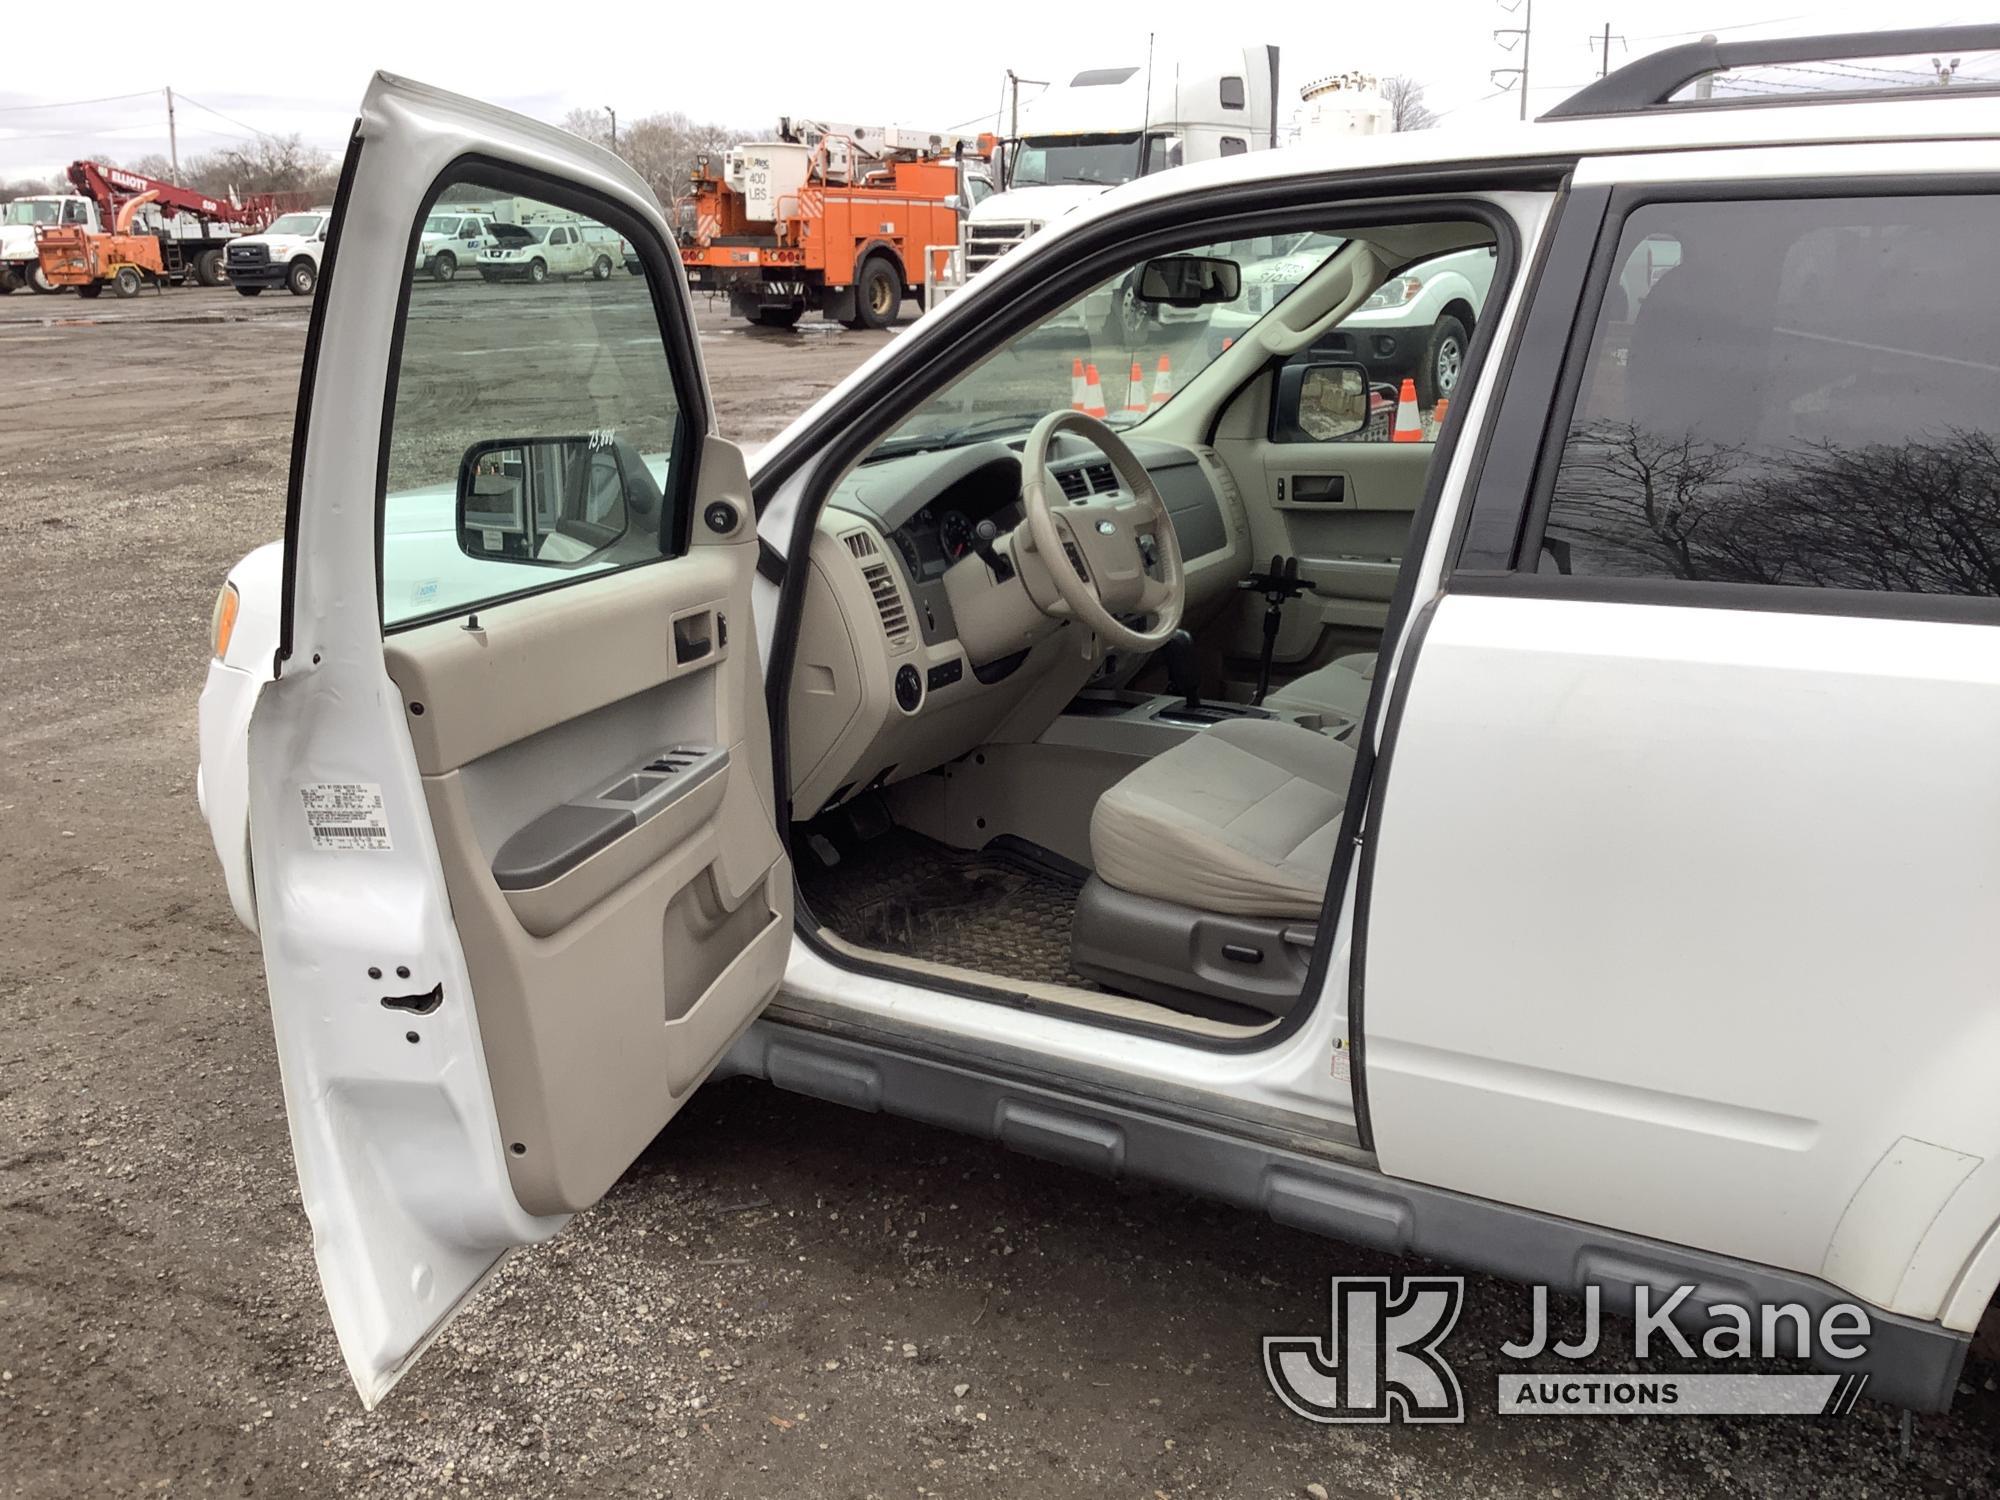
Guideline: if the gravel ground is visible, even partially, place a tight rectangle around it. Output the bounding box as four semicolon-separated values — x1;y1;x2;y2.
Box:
1;284;1995;1499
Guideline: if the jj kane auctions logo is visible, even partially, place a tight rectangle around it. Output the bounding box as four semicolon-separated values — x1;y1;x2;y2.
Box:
1264;1278;1875;1422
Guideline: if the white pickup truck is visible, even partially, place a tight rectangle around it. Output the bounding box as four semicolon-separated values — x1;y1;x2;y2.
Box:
411;207;495;282
221;209;331;297
476;221;615;283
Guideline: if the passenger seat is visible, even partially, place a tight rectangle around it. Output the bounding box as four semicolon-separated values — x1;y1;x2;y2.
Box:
1263;652;1378;721
1072;719;1355;1020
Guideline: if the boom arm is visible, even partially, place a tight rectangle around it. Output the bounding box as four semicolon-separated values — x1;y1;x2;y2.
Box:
65;161;281;233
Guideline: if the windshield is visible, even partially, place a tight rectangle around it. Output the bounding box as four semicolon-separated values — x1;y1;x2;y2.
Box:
2;200;61;226
266;214;322;236
873;231;1344;459
1010;134;1143;188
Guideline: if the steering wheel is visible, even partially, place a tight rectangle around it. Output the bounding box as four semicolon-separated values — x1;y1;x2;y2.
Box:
1017;410;1185;653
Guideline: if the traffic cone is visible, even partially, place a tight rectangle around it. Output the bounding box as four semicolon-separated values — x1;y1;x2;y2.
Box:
1082;363;1108;420
1150;354;1174;409
1390;378;1423;442
1123;360;1148;416
1070;357;1087;412
1430;397;1449;436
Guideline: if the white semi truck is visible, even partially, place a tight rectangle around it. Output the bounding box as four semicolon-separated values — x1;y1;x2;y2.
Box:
963;44;1282;287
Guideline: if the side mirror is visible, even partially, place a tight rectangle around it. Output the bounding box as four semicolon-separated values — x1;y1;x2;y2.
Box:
1136;254;1240;308
456;436;639;567
1276;361;1372;442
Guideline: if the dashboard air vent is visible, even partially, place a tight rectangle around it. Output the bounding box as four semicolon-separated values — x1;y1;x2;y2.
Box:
842;529;879;559
1085;462;1117;493
860;560;911;646
1054;467;1090;501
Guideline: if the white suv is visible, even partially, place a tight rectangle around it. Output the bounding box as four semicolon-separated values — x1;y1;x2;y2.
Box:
198;33;2000;1413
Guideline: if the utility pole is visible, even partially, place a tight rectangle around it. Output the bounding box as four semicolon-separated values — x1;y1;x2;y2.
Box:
1492;0;1534;121
1594;24;1626;78
1002;70;1047;191
1694;35;1718;99
165;86;179;176
606;106;618;152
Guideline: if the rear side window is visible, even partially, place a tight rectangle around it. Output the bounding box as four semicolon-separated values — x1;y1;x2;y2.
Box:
1220;76;1247;109
1541;195;2000;597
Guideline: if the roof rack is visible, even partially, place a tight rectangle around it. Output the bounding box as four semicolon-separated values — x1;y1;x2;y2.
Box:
1541;24;2000;120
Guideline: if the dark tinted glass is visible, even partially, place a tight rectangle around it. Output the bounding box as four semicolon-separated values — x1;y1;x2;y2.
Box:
1542;196;2000;597
1220;76;1247;109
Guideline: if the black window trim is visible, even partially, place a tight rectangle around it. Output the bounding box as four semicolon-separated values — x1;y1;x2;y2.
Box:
373;153;705;637
1451;172;2000;627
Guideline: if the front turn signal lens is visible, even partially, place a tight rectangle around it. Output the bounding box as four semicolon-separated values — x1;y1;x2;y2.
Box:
211;581;241;662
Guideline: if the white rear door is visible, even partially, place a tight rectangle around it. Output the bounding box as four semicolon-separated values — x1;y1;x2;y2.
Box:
247;74;791;1406
1361;165;2000;1324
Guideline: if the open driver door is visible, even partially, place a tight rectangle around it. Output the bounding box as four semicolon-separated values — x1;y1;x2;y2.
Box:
246;74;792;1406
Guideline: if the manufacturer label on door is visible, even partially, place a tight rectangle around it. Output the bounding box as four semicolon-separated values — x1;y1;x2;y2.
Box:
301;783;393;851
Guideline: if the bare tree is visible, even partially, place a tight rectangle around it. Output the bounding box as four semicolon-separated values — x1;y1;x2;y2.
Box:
1382;76;1439;132
122;154;180;183
1549;420;2000;595
1;173;69;200
560;107;752;211
180;135;339;201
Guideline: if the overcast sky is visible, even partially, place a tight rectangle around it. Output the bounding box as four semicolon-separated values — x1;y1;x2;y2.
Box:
3;1;1993;181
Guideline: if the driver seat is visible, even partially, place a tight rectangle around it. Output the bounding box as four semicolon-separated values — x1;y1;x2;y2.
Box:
1071;720;1355;1021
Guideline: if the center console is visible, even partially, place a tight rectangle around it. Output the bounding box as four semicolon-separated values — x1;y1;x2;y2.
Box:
1038;689;1353;761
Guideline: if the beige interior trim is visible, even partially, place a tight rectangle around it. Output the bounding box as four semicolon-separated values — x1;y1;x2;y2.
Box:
384;437;793;1218
387;548;740;777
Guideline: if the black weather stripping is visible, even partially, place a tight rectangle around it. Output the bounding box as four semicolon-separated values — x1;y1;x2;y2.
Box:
1543;25;2000;119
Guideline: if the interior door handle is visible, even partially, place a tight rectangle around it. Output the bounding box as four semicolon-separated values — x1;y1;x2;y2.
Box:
1290;474;1345;503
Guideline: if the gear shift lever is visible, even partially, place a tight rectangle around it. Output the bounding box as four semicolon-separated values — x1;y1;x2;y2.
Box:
1161;629;1202;709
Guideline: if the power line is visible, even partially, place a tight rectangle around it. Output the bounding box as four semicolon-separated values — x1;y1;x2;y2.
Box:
0;89;161;115
173;92;278;141
1628;13;1810;42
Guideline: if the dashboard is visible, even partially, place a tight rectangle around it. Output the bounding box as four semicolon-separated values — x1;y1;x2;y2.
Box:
787;431;1250;820
884;459;1022;583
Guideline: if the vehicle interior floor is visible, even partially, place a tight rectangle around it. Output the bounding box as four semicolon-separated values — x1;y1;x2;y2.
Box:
794;795;1298;1033
795;817;1099;990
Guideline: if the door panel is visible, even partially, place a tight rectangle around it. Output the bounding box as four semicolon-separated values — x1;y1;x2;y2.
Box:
248;74;786;1406
1212;433;1436;653
384;449;790;1217
1362;183;2000;1322
1363;592;2000;1316
1264;446;1433;633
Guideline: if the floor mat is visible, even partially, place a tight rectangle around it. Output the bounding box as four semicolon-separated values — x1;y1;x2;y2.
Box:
797;827;1096;990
